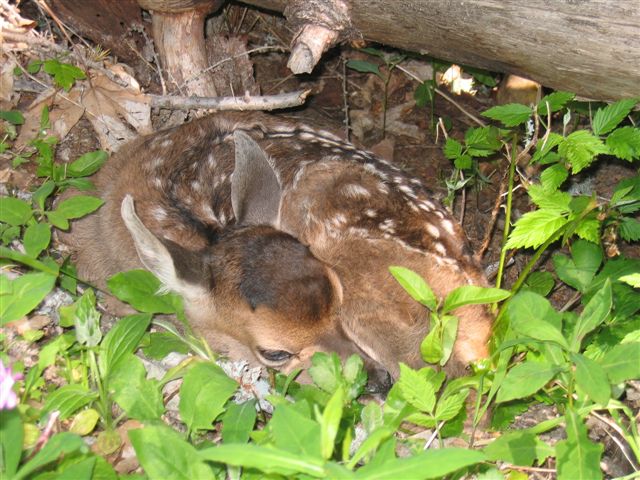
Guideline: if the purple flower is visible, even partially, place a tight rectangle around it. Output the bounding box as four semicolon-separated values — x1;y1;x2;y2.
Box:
0;360;22;410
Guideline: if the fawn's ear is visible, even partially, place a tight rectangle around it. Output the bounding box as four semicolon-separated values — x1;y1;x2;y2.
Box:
121;195;206;299
232;131;282;226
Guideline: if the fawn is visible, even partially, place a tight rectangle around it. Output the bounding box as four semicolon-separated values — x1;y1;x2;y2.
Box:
62;112;492;388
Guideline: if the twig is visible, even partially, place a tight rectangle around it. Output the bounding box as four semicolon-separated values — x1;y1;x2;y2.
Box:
590;411;640;471
342;56;350;141
149;89;311;111
476;169;509;260
500;464;556;474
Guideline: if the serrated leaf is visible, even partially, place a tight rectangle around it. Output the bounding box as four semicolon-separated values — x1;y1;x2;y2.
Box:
43;60;86;91
99;313;152;378
53;195;103;219
556;409;603;480
620;217;640;242
574;217;601;243
527;184;572;210
537;91;575;116
107;269;180;314
454;154;473;169
599;342;640;383
41;384;98;420
434;390;467;421
23;222;51;258
442;286;510;313
443;138;463;160
0;196;32;225
571;353;610;405
482;103;532;127
397;363;436;413
540;163;569;192
464;126;502;155
592;98;638;136
495;361;560;403
558;130;609;173
389;266;437;310
308;352;342;393
67;150;108;177
508;292;568;349
606;126;640;161
505;209;568;249
179;361;238;432
0;272;57;325
221;400;257;445
532;132;564;163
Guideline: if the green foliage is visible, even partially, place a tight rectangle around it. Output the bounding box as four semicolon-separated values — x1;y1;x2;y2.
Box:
43;59;86;91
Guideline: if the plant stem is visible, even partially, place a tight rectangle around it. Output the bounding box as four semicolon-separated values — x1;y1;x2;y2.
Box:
88;349;113;430
495;134;519;290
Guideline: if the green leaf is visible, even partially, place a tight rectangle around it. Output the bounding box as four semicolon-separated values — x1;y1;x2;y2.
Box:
482;103;532;127
53;195;103;219
521;271;555;296
56;456;96;480
464;126;502;156
620;217;640;242
570;279;612;350
130;424;214;480
22;223;51;259
553;240;602;292
592;98;638;135
508;292;568;349
0;196;32;225
490;401;530;430
537;91;575;116
556;409;603;480
353;448;486;480
67;150;108;177
558;130;609;174
43;59;86;91
13;433;86;480
571;353;610;405
397;364;436;413
439;314;459;366
199;444;326;477
540;163;569;192
420;321;443;363
308;352;342;393
99;313;152;378
532;132;564;164
443;138;463;160
69;408;101;436
442;286;510;313
574;217;601;244
434;390;467;422
270;403;322;457
319;387;344;459
179;361;238;432
496;361;560;403
73;289;102;347
484;430;550;467
505;209;568;249
346;60;382;78
389;266;437;310
110;354;164;421
454;154;473;170
0;110;25;124
45;210;69;229
0;272;57;325
41;384;98;420
606;126;640;161
142;331;189;360
221;400;256;444
619;273;640;288
32;181;56;210
527;184;572;210
599;342;640;383
107;270;179;314
0;408;22;478
414;81;434;107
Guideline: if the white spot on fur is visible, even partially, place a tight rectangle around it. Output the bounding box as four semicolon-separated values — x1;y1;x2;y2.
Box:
191;181;202;192
150;157;164;169
160;139;173;148
441;218;455;235
152;206;167;220
425;223;440;239
343;184;371;199
379;219;396;234
365;209;377;218
202;204;217;222
207;153;216;168
434;242;447;255
377;183;389;194
219;211;227;224
152;177;163;188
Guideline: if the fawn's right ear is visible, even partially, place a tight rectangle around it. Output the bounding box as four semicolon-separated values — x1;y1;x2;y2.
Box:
232;131;282;227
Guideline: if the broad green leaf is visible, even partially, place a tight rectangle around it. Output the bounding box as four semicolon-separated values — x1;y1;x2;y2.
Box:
32;181;56;210
107;270;179;314
495;361;560;403
434;390;467;422
397;363;436;413
130;425;214;480
346;60;382;78
414;81;434;107
443;138;463;160
505;209;568;249
586;257;640;298
142;331;189;360
73;289;102;347
571;353;610;405
490;401;530;430
179;361;238;432
527;184;572;210
508;292;568;349
552;240;602;292
0;196;32;225
308;352;342;393
389;266;437;310
570;279;612;350
592;98;638;135
482;103;532;127
23;223;51;258
606;126;640;161
99;313;152;378
420;323;443;363
56;456;96;480
53;195;103;219
532;132;564;163
454;154;472;170
619;273;640;288
556;409;603;480
0;246;59;275
45;210;69;229
361;402;383;434
0;272;56;325
319;387;344;459
521;271;555;296
69;408;101;436
464;126;502;156
540;163;569;192
111;354;164;421
221;400;257;444
353;447;486;480
41;384;98;420
440;314;459;366
67;150;108;177
0;408;22;478
198;444;325;477
269;403;321;458
442;286;510;313
599;342;640;383
13;433;86;480
43;59;86;91
537;91;575;116
484;430;550;467
619;217;640;242
348;428;395;469
558;130;609;173
0;110;25;124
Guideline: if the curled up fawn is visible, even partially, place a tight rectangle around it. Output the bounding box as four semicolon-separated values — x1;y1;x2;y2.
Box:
61;112;493;390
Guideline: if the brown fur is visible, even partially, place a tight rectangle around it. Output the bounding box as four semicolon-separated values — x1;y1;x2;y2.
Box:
60;112;492;384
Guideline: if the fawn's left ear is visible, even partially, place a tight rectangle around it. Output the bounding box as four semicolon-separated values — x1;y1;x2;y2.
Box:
231;131;282;227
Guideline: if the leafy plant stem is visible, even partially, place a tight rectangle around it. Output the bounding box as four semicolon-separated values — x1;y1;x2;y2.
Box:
88;349;113;430
495;134;519;291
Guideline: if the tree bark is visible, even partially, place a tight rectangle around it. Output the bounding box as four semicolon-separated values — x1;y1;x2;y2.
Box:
241;0;640;101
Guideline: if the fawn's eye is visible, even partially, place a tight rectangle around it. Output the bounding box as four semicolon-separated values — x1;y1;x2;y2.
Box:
256;348;293;365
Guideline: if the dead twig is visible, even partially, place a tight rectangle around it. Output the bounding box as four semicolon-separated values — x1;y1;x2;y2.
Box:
149;89;311;111
476;169;509;260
